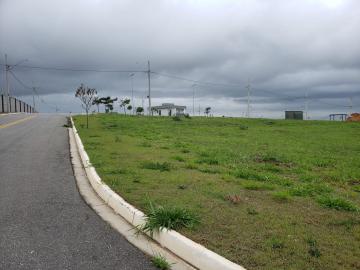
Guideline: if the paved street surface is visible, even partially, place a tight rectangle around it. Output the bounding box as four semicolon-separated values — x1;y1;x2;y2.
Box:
0;114;156;270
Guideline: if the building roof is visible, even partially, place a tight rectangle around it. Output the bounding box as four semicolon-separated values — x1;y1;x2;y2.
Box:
151;103;186;110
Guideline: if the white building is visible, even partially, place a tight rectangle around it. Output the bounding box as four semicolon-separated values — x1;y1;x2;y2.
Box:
151;103;186;116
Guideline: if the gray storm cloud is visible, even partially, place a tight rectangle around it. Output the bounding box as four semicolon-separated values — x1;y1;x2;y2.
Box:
0;0;359;118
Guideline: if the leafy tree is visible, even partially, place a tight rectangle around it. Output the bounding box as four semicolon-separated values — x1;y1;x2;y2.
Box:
98;96;118;113
120;98;131;115
205;107;211;117
92;97;101;113
75;84;97;128
136;107;144;115
127;105;133;114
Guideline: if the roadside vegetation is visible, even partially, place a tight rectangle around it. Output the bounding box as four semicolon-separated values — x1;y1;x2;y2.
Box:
74;114;360;270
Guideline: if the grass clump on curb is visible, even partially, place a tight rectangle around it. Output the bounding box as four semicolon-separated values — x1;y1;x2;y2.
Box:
151;254;172;270
139;202;199;237
317;195;358;211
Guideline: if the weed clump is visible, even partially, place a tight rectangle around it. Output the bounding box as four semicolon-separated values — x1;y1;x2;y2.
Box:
242;181;275;191
307;238;321;258
317;196;358;211
151;254;172;270
173;155;185;162
140;203;199;236
114;136;121;143
142;161;171;172
173;116;181;121
290;183;332;197
239;125;248;130
246;208;259;215
196;157;219;165
272;191;292;202
268;237;285;249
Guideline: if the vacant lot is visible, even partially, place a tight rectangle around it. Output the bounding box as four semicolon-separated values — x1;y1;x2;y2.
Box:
74;114;360;270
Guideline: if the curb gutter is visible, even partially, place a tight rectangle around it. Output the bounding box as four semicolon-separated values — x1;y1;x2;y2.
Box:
70;117;246;270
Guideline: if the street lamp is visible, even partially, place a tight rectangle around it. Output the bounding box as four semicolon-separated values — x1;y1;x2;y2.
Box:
129;73;135;115
192;84;196;116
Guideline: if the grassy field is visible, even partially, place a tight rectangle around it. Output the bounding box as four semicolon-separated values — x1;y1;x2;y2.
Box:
73;114;360;270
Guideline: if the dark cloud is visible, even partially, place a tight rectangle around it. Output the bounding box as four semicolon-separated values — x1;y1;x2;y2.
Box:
0;0;359;118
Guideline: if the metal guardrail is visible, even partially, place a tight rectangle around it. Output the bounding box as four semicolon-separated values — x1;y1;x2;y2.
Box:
0;95;35;113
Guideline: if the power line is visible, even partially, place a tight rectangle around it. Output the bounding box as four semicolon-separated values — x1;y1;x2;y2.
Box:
0;63;146;73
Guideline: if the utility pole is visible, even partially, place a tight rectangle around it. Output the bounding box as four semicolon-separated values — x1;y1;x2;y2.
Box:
5;54;10;113
349;97;353;116
305;91;308;120
129;73;135;115
147;60;152;116
192;85;195;116
246;78;251;118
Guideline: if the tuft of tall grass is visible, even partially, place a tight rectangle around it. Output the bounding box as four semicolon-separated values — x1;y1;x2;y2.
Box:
317;196;358;211
139;202;199;237
271;191;292;202
290;183;332;197
141;161;171;172
242;181;275;191
151;254;172;270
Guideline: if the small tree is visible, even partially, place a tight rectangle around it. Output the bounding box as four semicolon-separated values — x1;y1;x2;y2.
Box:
205;107;211;117
92;97;101;113
75;84;97;128
120;98;131;115
127;105;132;114
136;107;144;115
99;96;118;113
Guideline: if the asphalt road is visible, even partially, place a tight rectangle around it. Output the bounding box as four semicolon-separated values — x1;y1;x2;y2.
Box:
0;114;156;270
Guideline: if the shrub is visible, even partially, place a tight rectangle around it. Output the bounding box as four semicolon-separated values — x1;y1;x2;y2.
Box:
173;116;181;121
142;161;171;172
184;114;191;119
317;196;358;211
139;203;199;236
151;254;172;270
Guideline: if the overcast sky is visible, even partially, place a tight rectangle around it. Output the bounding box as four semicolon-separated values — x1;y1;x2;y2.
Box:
0;0;359;118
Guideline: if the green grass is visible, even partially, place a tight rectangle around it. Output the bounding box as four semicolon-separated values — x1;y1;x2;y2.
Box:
151;254;172;270
139;202;199;236
74;114;360;270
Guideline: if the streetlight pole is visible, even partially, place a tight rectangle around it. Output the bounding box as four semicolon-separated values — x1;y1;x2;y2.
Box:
147;60;152;116
129;73;135;115
192;84;196;116
5;54;10;113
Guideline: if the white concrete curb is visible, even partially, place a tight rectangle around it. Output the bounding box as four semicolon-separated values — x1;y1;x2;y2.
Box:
71;117;246;270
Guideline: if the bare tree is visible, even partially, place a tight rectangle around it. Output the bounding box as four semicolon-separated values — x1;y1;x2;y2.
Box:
75;84;97;128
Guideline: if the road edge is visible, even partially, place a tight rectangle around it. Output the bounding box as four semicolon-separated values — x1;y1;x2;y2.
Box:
70;117;246;270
